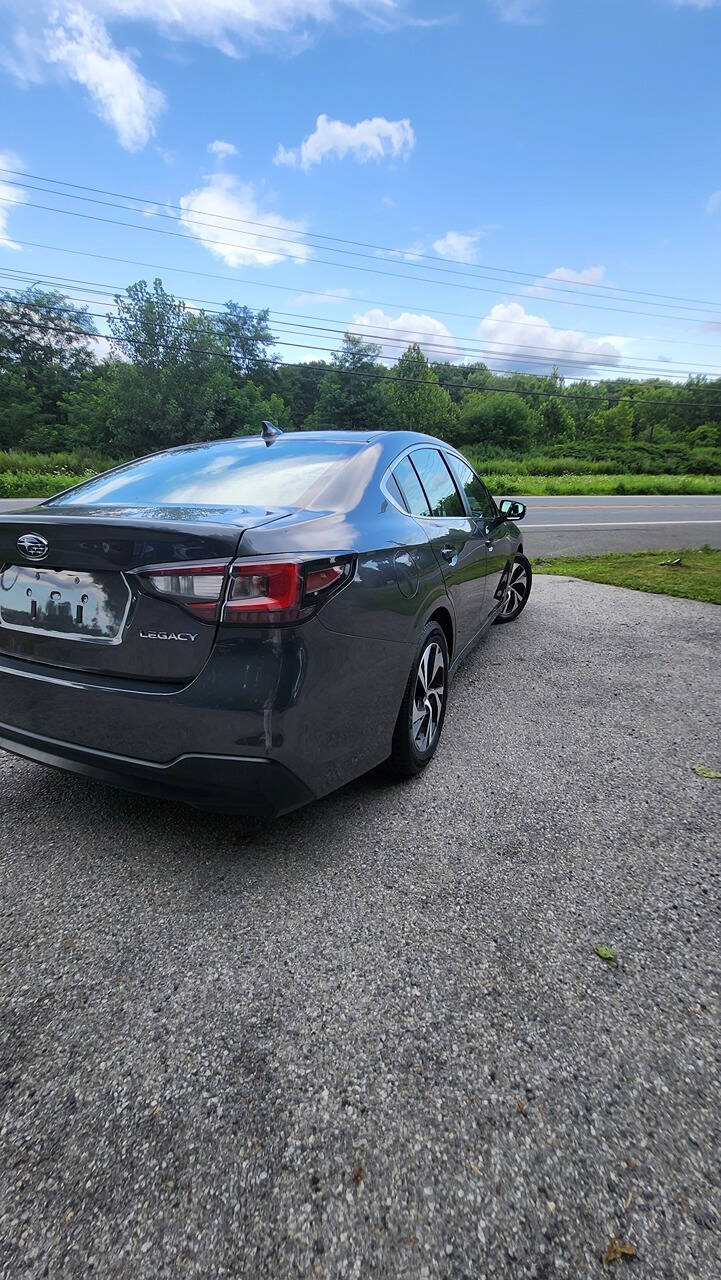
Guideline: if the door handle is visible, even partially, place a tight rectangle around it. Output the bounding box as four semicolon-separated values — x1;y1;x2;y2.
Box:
441;544;456;562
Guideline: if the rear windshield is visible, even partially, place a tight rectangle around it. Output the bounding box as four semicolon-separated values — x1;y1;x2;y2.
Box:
47;439;362;509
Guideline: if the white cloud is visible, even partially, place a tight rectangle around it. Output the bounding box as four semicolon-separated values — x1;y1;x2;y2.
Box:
545;265;606;285
526;264;607;298
208;139;237;160
432;230;485;264
350;308;460;361
178;174;311;268
478;302;624;375
3;1;399;148
44;6;164;151
672;1;721;8
274;114;415;170
0;150;26;250
706;190;721;214
80;0;398;51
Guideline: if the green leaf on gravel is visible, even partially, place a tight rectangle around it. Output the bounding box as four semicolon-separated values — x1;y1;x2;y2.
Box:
594;944;618;965
692;765;721;779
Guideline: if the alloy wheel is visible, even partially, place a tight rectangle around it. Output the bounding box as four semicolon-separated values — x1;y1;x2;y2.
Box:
501;559;530;618
412;640;446;752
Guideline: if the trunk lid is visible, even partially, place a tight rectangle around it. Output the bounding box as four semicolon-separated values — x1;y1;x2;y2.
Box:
0;503;286;681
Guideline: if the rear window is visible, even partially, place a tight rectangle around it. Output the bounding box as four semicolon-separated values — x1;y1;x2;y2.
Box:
47;439;362;509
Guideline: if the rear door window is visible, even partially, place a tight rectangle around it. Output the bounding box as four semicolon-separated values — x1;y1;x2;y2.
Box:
410;449;465;519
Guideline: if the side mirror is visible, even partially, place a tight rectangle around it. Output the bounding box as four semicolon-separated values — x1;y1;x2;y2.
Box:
498;498;526;522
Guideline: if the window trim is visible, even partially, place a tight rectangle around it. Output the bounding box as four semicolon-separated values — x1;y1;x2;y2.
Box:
382;443;493;523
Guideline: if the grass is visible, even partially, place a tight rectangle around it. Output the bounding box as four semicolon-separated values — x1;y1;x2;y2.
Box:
533;545;721;605
0;450;121;499
481;472;721;497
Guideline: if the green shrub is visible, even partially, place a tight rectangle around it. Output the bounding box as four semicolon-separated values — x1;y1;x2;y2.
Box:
0;449;119;476
0;470;94;498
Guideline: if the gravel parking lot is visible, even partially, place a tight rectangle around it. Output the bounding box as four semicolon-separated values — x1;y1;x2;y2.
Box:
1;576;719;1280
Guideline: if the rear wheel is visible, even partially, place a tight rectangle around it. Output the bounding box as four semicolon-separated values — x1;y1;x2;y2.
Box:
494;553;532;624
386;622;449;777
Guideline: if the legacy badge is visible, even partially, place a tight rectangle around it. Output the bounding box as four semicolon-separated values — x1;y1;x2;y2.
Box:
139;630;197;642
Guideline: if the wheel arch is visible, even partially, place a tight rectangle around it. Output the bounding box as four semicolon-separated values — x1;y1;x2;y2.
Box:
427;604;454;661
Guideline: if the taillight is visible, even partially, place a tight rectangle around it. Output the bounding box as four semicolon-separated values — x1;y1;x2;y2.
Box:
136;556;353;625
225;562;302;622
137;562;230;620
224;557;353;624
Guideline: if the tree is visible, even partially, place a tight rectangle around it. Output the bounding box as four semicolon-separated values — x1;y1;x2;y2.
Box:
272;361;329;424
534;396;575;447
107;279;188;367
304;332;394;431
0;287;98;449
385;344;458;438
587;398;633;446
212;302;277;381
100;280;239;453
457;390;533;451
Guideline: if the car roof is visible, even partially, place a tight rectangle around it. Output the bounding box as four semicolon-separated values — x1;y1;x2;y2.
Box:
163;429;453;452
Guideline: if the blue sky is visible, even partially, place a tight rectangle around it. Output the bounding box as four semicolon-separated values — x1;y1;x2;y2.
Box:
1;0;721;382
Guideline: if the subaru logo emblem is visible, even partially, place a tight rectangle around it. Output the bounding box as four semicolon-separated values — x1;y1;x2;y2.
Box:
17;533;49;561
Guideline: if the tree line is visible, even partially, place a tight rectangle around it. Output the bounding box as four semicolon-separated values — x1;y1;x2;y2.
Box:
1;280;720;475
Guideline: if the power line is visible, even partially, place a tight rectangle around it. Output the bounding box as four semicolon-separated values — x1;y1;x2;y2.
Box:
6;308;721;411
10;238;721;357
3;174;720;316
4;193;721;328
2;163;721;313
5;275;721;379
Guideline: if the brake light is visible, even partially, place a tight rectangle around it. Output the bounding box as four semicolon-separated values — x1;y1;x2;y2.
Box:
137;561;230;619
225;562;302;620
223;557;353;624
136;556;353;625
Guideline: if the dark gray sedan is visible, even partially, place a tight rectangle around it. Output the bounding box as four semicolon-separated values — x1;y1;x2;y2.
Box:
0;428;530;816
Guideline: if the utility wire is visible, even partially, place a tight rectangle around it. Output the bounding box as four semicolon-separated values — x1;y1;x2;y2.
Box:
4;175;721;315
2;163;721;312
10;238;721;355
4;194;721;327
6;309;721;410
5;278;721;378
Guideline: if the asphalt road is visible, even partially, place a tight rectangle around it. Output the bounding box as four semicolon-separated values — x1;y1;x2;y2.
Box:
2;494;721;555
1;577;719;1279
518;494;721;555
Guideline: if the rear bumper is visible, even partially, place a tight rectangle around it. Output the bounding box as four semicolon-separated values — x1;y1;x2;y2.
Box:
0;721;314;816
0;617;412;814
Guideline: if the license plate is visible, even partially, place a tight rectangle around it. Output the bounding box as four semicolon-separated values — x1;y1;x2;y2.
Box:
0;566;131;644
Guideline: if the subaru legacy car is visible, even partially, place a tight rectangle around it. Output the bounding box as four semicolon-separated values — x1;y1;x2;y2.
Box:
0;428;530;816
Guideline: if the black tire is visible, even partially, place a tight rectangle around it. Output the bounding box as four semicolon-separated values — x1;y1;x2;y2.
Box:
386;622;450;778
494;553;532;625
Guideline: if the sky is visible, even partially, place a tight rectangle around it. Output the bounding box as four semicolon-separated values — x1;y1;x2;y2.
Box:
1;0;721;383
